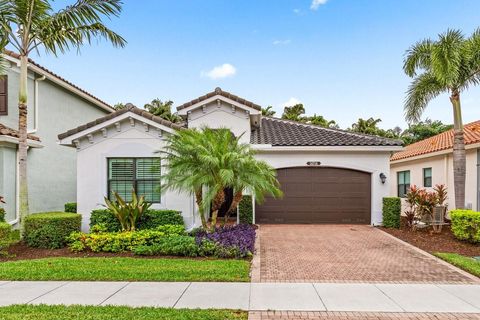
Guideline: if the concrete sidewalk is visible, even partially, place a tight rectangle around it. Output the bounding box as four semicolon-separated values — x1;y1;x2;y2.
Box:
1;281;480;313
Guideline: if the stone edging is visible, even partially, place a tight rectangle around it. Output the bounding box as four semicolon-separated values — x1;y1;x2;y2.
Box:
250;224;261;282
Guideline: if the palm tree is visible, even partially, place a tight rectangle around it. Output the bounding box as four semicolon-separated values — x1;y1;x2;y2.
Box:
307;114;339;128
350;118;382;135
403;29;480;209
281;103;305;121
0;0;126;227
161;128;282;230
144;98;181;123
261;106;276;117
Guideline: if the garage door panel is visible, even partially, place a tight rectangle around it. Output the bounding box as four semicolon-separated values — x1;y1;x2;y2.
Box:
256;167;371;224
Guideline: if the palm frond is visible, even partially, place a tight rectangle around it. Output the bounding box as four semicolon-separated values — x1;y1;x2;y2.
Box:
403;39;433;77
404;72;445;123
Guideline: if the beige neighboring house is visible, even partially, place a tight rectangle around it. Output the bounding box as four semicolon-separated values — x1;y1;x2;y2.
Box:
390;120;480;211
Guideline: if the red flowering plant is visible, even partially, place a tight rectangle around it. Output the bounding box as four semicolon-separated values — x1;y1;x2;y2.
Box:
404;184;448;230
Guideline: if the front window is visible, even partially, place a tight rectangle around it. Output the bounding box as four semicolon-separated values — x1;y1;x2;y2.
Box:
107;158;161;203
423;167;432;188
397;170;410;198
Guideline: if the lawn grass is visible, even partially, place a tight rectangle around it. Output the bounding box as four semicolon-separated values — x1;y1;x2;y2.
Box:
0;257;250;282
434;252;480;277
0;305;247;320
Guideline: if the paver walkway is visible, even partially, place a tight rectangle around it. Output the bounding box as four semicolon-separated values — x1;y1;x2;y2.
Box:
1;281;480;314
256;225;477;283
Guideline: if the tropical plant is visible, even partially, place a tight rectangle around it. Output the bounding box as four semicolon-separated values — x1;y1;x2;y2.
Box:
113;102;126;110
144;98;181;123
401;119;453;145
281;103;305;121
0;0;126;229
161;128;282;230
261;106;276;117
104;191;151;231
403;29;480;209
307;114;339;128
349;117;383;135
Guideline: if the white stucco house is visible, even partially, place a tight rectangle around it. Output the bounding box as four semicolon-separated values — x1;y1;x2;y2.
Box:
58;88;402;231
390;120;480;211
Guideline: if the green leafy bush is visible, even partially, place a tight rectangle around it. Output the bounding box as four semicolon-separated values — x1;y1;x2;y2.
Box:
90;209;184;232
67;225;185;253
24;212;81;249
382;197;401;228
0;222;13;253
238;195;253;224
0;208;5;222
133;236;200;257
64;203;77;213
451;210;480;243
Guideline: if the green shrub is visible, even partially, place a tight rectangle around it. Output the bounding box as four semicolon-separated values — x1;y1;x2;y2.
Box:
0;208;5;222
134;236;200;257
24;212;81;249
238;195;253;224
451;210;480;243
382;197;401;228
64;203;77;213
67;225;185;253
90;209;184;232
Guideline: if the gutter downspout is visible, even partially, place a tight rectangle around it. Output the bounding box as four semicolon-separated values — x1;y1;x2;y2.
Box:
28;75;46;134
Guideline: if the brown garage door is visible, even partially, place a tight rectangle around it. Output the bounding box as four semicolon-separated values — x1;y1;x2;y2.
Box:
256;167;371;224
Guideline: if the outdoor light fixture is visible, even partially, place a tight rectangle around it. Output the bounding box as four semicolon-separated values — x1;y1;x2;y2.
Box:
307;161;321;166
379;173;387;184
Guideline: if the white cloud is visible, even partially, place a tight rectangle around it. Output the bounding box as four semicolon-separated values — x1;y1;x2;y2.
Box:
203;63;237;80
293;8;302;14
282;97;302;108
273;39;291;45
310;0;328;10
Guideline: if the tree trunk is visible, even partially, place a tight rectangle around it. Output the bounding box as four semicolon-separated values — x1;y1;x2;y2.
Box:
224;190;243;223
450;90;466;209
194;188;207;229
18;55;29;229
210;189;225;231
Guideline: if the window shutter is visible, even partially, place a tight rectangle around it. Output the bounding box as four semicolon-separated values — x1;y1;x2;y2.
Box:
0;76;7;116
136;158;161;203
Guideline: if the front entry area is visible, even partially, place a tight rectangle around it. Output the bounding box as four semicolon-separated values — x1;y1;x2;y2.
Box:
256;167;371;224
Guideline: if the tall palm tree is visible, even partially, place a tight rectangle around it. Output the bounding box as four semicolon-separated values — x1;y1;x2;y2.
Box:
350;118;382;135
0;0;126;227
403;29;480;209
261;106;276;117
307;114;339;128
144;98;181;123
161;128;282;230
281;103;305;121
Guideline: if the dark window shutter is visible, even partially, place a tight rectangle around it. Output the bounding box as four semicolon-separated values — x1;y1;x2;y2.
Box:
0;76;7;116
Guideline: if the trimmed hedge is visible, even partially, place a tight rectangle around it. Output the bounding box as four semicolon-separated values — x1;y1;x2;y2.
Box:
451;210;480;243
64;203;77;213
90;209;184;232
0;222;13;253
382;197;401;228
24;212;82;249
238;195;253;224
0;208;5;222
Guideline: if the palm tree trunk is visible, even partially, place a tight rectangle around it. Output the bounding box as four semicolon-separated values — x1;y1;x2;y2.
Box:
450;90;466;209
224;190;243;223
194;188;207;229
18;54;29;229
210;190;225;231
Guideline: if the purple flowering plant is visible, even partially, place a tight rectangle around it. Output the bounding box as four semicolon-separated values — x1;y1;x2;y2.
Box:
195;224;256;257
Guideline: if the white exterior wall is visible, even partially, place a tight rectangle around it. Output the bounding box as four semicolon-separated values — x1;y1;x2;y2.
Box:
76;121;196;232
390;148;479;212
187;101;251;143
256;151;392;225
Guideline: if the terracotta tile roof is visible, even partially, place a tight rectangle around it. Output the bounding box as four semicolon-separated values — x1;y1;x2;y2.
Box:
176;87;262;111
251;117;403;147
58;104;184;140
0;123;40;141
4;50;113;111
391;120;480;161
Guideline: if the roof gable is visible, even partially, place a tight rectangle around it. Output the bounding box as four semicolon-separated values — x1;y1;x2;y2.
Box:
391;120;480;161
251;117;403;147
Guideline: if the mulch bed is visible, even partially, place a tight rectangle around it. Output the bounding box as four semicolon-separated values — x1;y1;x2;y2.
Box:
380;218;480;257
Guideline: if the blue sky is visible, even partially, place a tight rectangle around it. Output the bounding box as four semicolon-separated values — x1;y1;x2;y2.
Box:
31;0;480;130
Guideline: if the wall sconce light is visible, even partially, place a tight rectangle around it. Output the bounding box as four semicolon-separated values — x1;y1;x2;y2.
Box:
379;173;387;184
307;161;321;166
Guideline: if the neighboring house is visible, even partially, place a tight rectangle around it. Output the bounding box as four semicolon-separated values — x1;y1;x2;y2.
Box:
0;51;113;224
390;120;480;211
58;88;402;231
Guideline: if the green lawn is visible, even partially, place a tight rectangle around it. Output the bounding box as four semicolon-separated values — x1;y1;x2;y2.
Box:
434;252;480;277
0;257;250;282
0;305;247;320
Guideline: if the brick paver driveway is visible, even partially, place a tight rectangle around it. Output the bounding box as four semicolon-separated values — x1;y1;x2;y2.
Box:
255;225;477;283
